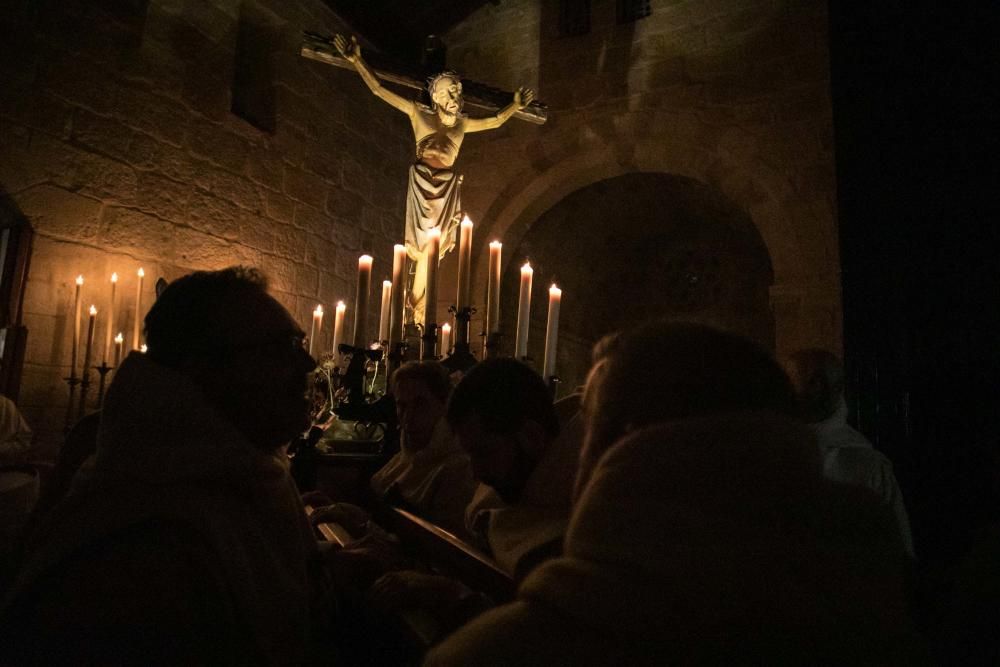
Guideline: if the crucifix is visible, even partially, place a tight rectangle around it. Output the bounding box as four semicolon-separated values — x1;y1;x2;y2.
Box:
301;32;547;334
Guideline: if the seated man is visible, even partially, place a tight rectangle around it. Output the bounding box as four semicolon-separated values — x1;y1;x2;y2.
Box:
785;348;915;557
427;322;922;666
369;361;476;538
446;358;578;579
0;267;328;665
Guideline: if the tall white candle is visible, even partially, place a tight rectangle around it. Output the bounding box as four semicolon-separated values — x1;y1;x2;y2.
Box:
486;241;501;334
378;280;392;343
113;332;124;368
83;306;97;376
103;272;118;365
72;275;83;377
353;255;373;347
132;267;144;350
456;215;473;310
310;305;323;357
424;228;441;329
389;244;406;344
542;284;562;380
440;322;452;356
332;301;346;355
514;262;533;358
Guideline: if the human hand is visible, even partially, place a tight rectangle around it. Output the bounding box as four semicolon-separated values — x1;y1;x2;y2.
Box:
514;87;535;109
367;571;470;611
333;34;360;63
309;502;370;535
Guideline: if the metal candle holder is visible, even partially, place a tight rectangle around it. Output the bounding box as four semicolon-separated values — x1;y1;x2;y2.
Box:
95;362;113;409
442;305;478;373
63;374;80;433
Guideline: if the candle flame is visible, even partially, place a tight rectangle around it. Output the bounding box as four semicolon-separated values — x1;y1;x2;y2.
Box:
489;240;502;249
314;305;323;316
140;344;148;353
394;244;406;252
111;272;118;282
76;275;84;285
461;215;473;228
383;280;392;288
429;227;441;239
550;284;562;295
336;301;346;312
138;267;145;277
521;262;533;273
441;323;451;332
89;305;97;315
114;332;124;344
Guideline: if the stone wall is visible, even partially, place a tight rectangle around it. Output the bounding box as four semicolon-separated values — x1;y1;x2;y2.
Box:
0;0;412;455
444;0;840;371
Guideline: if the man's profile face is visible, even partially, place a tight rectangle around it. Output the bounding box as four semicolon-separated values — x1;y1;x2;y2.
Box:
200;293;315;452
394;377;445;451
453;413;532;503
432;76;462;115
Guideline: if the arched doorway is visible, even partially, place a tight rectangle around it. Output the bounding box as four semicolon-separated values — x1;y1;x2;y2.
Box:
500;172;773;394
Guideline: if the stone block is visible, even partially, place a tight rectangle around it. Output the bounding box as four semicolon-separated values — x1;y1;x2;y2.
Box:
273;223;306;261
70;108;132;160
16;185;102;242
197;169;265;212
283;166;326;209
112;86;190;147
304;234;337;270
135;171;191;222
238;212;276;253
264;255;297;293
301;144;342;182
127;131;201;182
185;119;252;173
329;217;360;251
100;206;176;256
340;154;373;200
174;227;235;269
186;189;242;239
0;87;73;140
325;187;365;222
294;264;319;296
247;148;285;191
40;55;119;116
334;248;357;280
265;191;295;224
292;203;330;236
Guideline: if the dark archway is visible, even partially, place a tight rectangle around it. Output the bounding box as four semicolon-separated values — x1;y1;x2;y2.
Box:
500;172;773;395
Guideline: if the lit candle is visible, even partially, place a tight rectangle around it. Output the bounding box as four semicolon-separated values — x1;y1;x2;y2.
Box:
378;280;392;344
103;272;118;365
132;267;144;350
82;306;97;376
140;344;147;354
71;275;83;377
332;301;346;355
389;244;407;344
113;332;124;368
542;284;562;380
440;322;452;356
486;241;501;334
353;255;373;347
424;227;441;330
310;305;323;357
456;215;473;311
514;261;533;358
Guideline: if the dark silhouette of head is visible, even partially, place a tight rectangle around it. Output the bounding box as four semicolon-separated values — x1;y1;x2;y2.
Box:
391;361;451;451
144;266;315;452
784;348;845;423
447;358;559;503
578;321;797;498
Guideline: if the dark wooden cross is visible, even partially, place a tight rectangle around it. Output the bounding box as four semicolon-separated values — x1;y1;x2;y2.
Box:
301;32;548;125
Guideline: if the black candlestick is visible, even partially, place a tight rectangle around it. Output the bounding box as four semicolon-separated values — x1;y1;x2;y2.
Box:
95;362;113;409
64;374;80;433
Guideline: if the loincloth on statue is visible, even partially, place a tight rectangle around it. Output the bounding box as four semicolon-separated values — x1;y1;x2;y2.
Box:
405;162;462;260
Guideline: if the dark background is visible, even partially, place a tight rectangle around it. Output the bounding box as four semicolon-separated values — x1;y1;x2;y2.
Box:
830;0;1000;571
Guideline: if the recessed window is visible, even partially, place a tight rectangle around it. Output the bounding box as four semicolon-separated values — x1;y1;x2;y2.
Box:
232;2;280;133
616;0;651;24
559;0;591;37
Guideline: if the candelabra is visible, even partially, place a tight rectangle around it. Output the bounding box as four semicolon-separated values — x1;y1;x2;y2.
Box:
63;373;81;433
442;305;477;373
95;362;113;409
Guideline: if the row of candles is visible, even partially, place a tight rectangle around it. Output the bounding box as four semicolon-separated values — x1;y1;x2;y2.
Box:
69;269;147;379
309;215;563;378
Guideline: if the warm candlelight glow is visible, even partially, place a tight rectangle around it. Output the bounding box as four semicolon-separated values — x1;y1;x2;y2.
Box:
423;229;442;356
82;305;98;380
76;275;84;286
486;241;502;337
542;284;562;381
332;300;347;355
309;305;324;357
114;332;124;343
71;275;84;377
456;216;474;335
140;344;147;353
111;272;118;283
133;267;145;350
440;322;452;356
89;305;97;316
353;255;374;347
389;244;407;344
378;280;392;343
515;261;533;358
113;332;124;368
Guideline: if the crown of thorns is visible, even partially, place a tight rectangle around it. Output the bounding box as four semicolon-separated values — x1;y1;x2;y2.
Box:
427;71;462;96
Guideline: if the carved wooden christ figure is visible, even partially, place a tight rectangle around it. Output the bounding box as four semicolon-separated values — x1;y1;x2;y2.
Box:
334;34;535;326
